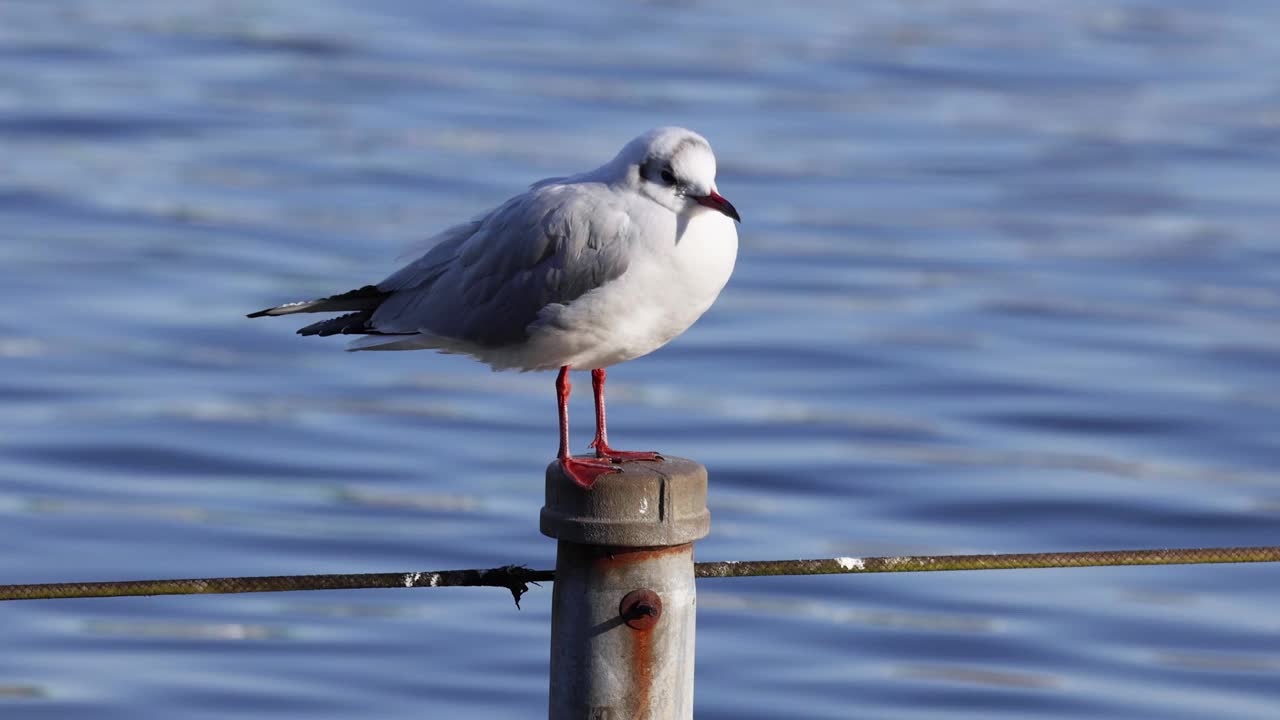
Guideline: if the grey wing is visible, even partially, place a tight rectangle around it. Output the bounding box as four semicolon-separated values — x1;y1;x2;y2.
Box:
368;184;635;347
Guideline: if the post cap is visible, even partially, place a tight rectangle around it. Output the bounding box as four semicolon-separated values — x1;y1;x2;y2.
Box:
540;456;710;547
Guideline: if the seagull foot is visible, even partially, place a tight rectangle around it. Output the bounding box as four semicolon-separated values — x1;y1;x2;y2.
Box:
560;456;622;490
590;442;664;464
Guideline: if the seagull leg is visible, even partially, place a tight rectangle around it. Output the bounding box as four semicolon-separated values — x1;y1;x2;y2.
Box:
556;366;619;489
588;368;663;463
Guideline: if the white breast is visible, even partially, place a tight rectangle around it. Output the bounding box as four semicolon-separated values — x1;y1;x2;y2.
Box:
513;208;738;371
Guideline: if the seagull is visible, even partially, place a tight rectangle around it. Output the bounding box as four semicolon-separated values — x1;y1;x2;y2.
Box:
249;127;740;489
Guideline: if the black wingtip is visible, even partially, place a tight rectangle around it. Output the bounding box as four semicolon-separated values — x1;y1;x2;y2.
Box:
246;286;388;321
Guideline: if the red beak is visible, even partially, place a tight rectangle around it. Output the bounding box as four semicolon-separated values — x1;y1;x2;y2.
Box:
694;191;741;223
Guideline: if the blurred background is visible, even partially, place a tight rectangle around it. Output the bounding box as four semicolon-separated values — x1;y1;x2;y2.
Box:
2;0;1279;717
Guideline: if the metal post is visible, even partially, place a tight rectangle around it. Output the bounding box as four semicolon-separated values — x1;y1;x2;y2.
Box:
541;456;710;720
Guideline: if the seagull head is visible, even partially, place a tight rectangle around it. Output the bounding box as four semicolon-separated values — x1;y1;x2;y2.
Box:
616;127;740;223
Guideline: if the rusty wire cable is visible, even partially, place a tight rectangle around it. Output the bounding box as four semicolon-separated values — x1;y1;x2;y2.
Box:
1;546;1276;607
0;566;554;608
692;546;1280;579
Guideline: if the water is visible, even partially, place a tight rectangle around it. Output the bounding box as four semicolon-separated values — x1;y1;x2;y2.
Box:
2;0;1279;717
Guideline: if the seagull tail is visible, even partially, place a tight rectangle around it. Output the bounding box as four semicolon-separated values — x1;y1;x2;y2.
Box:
247;285;388;318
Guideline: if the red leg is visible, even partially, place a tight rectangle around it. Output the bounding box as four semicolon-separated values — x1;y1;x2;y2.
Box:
556;366;618;489
588;368;662;463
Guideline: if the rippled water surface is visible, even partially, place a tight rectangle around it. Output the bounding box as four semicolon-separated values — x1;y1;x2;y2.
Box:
3;1;1279;717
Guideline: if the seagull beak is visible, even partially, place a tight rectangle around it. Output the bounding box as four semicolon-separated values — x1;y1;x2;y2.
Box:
694;191;741;223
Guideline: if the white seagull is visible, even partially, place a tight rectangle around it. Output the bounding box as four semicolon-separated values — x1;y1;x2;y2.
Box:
249;127;740;488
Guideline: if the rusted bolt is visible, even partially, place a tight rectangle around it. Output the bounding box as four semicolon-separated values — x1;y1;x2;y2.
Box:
619;589;662;630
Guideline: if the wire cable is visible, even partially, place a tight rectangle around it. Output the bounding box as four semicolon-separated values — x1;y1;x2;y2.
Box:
2;546;1275;607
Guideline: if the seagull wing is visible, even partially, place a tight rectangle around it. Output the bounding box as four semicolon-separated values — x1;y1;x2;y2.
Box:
368;182;635;348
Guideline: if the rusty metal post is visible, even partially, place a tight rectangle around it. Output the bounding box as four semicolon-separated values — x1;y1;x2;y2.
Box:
541;456;709;720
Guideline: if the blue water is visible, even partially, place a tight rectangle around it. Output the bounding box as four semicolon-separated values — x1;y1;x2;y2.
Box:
2;1;1279;717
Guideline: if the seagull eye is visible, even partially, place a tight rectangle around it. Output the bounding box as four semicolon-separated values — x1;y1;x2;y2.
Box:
660;168;676;185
